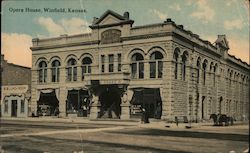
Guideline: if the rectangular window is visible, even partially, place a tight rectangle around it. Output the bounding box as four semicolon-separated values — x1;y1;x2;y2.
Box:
44;69;47;82
174;63;178;79
39;69;43;82
109;54;114;72
118;54;122;72
4;100;8;113
52;68;56;82
21;100;25;113
101;55;105;73
139;62;144;79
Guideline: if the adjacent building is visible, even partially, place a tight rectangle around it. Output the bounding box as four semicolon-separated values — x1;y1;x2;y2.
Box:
30;10;249;122
1;55;31;117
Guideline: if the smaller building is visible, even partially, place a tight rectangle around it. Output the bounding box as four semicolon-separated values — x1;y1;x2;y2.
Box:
1;55;31;117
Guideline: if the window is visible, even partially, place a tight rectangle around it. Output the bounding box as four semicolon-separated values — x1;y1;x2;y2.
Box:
202;60;207;85
4;100;8;113
51;60;60;82
21;100;25;113
108;54;114;72
181;52;188;80
67;58;77;81
118;54;122;72
173;49;180;79
131;53;144;79
38;61;47;83
82;57;92;80
101;55;105;73
149;52;163;78
197;58;201;83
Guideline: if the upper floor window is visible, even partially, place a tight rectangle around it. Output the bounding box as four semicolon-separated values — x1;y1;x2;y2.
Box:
131;53;144;79
202;60;207;85
82;57;92;80
38;61;47;83
181;52;188;81
67;58;77;81
101;55;105;73
118;54;122;72
51;60;60;82
108;54;114;72
173;48;180;79
150;51;163;78
196;57;201;83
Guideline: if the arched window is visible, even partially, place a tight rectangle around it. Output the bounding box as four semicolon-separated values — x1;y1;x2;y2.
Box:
51;60;60;82
197;57;201;83
67;58;77;81
213;63;217;86
82;57;92;80
173;48;180;79
150;51;163;78
38;61;47;83
202;60;207;85
131;53;144;79
181;51;188;80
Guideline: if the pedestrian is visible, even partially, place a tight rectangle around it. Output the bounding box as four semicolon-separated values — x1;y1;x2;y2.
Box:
141;108;146;124
175;116;179;126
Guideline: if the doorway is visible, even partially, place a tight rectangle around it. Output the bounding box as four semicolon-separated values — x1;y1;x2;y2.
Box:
11;100;17;117
37;91;59;116
99;87;121;118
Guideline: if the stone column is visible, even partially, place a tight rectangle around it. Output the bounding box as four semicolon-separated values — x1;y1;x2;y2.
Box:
59;87;67;117
144;62;150;79
120;92;130;120
47;68;51;83
30;69;38;116
89;95;100;119
77;66;82;81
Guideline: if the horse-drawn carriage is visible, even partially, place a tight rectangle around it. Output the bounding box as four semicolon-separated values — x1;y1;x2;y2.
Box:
210;114;235;126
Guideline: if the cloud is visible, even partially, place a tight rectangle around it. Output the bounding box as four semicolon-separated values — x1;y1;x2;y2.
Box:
150;9;167;20
36;17;91;37
224;19;244;30
190;0;215;23
169;4;181;11
1;33;32;67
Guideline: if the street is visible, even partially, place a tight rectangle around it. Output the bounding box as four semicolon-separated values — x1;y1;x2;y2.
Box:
0;119;249;153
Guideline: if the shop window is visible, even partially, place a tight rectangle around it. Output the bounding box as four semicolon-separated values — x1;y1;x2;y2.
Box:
4;100;8;113
51;60;60;82
21;100;25;113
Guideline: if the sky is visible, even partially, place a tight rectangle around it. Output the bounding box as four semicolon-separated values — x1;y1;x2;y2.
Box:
1;0;249;67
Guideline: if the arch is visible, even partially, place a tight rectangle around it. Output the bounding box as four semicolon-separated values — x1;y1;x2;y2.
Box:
79;53;94;63
196;57;201;68
82;57;92;64
127;48;145;61
67;58;77;66
173;47;180;59
35;57;48;67
38;61;47;68
49;56;61;63
131;53;144;62
149;51;164;78
148;46;167;59
64;54;78;63
202;59;208;70
150;51;164;60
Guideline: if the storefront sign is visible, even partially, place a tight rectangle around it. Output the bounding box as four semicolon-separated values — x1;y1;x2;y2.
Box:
2;85;28;94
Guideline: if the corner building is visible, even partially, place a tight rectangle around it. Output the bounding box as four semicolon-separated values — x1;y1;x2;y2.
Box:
30;10;249;122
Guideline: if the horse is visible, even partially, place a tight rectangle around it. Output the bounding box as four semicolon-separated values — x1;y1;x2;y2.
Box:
209;114;218;125
218;114;230;126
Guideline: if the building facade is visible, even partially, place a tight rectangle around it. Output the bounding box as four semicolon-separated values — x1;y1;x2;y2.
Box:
1;55;31;117
30;10;249;121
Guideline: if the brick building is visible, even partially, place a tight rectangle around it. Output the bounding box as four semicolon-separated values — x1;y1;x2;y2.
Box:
30;10;249;121
1;55;31;117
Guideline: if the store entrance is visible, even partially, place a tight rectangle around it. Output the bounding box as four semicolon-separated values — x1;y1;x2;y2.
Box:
11;100;17;117
99;87;121;119
37;91;59;116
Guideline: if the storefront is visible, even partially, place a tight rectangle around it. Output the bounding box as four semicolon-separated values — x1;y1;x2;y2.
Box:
1;85;30;117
